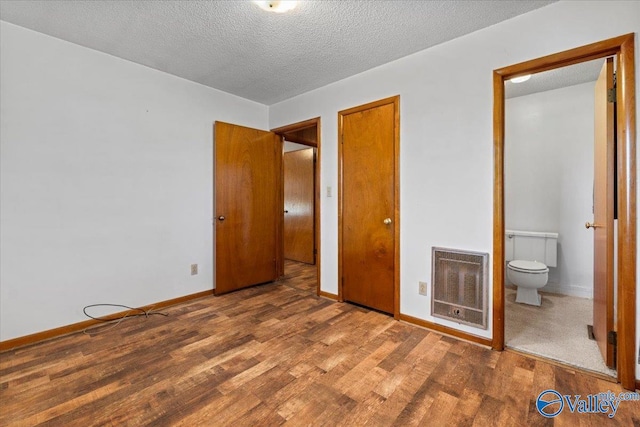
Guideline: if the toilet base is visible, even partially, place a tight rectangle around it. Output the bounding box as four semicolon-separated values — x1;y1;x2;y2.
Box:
515;286;542;306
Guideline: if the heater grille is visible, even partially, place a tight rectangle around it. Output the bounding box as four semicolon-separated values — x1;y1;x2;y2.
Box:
431;247;488;329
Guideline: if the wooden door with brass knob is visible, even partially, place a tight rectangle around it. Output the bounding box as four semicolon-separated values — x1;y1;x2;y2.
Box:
591;58;615;368
339;96;399;315
214;121;282;295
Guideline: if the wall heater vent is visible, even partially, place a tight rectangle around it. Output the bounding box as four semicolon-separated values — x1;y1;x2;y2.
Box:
431;247;488;329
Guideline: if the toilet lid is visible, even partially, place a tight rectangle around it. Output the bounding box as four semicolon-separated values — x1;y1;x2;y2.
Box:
508;260;549;273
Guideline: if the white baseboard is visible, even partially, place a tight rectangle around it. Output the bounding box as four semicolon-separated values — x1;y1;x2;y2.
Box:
541;284;592;299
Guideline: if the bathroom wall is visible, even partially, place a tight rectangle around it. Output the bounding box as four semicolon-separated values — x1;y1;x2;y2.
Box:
505;82;596;298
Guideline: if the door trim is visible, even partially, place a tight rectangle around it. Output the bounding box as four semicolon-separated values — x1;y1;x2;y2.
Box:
492;33;636;390
271;118;322;297
338;96;400;318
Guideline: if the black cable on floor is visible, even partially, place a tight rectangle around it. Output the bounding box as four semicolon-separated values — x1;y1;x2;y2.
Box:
82;303;168;335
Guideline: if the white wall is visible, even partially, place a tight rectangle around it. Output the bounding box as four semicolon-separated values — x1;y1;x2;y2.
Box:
269;0;640;349
505;82;595;298
0;21;268;341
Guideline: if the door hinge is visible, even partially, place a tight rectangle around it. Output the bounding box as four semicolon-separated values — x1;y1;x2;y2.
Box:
313;248;317;255
607;88;616;103
607;330;617;346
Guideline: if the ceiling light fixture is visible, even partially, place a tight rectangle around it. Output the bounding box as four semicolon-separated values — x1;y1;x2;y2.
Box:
253;1;297;13
510;74;531;83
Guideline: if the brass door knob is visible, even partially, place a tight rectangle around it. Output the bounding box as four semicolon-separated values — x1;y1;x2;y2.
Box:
585;221;601;229
383;218;392;225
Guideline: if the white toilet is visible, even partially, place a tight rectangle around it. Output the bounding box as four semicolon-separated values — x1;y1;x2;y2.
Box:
505;230;558;306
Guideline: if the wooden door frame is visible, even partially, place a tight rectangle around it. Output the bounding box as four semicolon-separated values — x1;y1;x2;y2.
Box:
492;33;636;390
271;118;322;297
338;96;400;319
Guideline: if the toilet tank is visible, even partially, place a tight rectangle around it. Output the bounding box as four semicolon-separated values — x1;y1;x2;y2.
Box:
504;230;558;267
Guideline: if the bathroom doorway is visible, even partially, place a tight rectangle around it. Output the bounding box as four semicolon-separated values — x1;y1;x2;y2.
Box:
502;58;616;377
492;34;636;390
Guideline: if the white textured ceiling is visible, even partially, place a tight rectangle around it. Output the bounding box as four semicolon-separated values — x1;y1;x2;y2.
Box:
0;0;557;105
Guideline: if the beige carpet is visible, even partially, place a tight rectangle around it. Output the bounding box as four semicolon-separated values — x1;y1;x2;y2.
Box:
505;287;616;377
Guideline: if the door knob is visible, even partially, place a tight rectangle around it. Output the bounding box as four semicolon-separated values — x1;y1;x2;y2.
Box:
383;218;392;225
585;221;601;229
218;216;225;221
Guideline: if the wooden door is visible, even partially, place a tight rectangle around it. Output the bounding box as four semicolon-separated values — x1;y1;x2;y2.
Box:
591;58;615;368
339;97;399;315
214;122;282;295
284;148;315;264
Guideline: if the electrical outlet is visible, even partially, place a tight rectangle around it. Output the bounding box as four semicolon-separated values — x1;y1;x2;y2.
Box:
418;281;427;296
191;264;198;275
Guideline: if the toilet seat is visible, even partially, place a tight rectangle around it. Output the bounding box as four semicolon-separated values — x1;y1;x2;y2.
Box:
507;260;549;274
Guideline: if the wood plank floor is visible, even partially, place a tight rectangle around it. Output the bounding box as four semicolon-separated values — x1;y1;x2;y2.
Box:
1;261;638;426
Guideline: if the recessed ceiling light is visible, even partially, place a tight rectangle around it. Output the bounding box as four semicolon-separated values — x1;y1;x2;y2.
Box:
254;1;297;13
510;75;531;83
